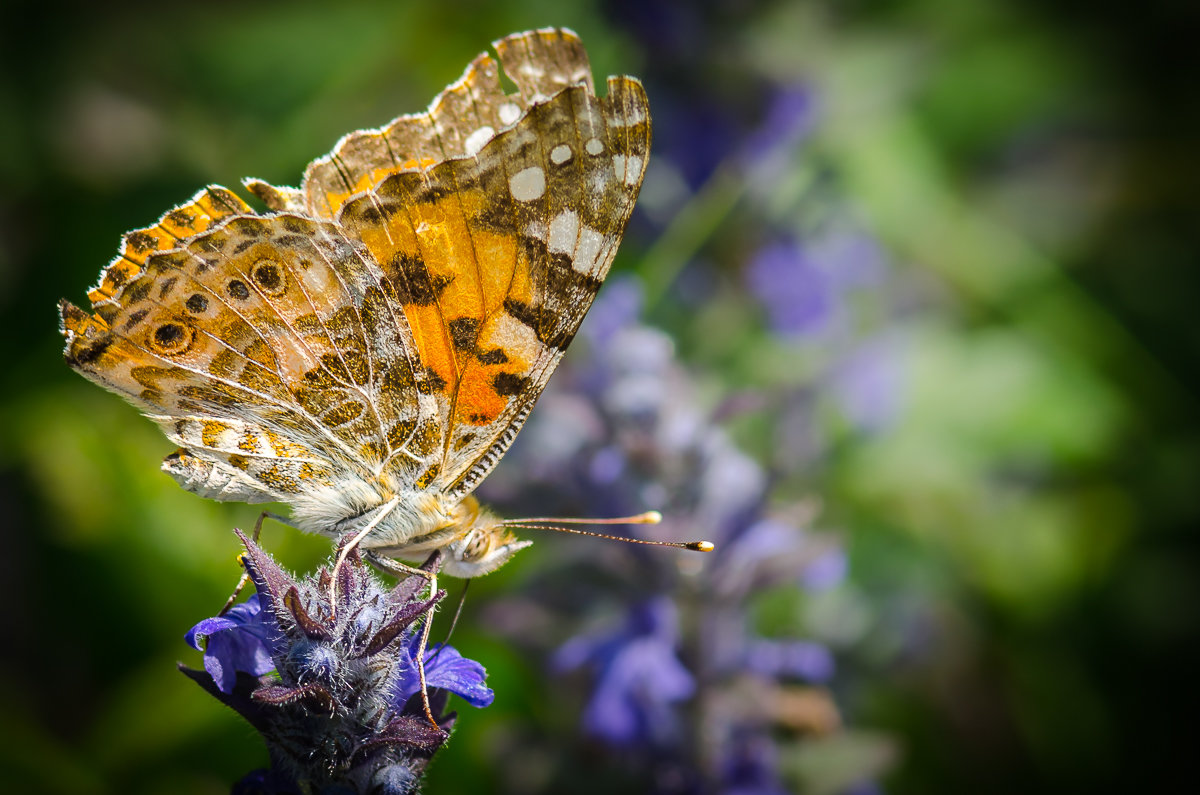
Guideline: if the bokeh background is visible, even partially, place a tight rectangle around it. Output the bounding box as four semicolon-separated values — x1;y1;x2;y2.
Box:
2;0;1198;793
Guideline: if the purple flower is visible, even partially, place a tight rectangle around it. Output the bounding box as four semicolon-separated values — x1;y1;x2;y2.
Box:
829;336;905;433
555;599;695;746
579;276;643;345
718;519;847;598
185;594;278;694
722;729;790;795
747;240;838;337
392;637;494;710
812;229;888;290
743;85;818;165
746;231;888;340
486;279;858;790
181;532;493;792
800;546;849;592
744;639;835;683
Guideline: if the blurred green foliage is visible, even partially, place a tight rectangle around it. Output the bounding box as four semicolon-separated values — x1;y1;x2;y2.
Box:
1;0;1196;793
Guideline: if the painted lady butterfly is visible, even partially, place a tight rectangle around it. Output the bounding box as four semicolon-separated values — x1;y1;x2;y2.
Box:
59;28;654;577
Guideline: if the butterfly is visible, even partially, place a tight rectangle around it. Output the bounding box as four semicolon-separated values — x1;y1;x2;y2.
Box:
59;28;652;578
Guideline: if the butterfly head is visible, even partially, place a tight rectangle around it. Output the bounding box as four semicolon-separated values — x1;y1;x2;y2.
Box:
441;496;533;578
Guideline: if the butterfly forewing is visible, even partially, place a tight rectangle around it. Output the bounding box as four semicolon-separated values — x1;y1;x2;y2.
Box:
267;28;597;222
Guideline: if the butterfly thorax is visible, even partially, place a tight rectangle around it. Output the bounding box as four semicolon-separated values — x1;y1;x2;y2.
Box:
357;493;532;579
165;449;529;577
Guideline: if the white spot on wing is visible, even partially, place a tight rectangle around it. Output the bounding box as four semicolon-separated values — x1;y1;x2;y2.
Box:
464;126;495;156
490;310;543;354
612;155;643;187
608;105;647;127
550;144;572;164
298;259;330;293
525;220;547;241
547;210;608;274
574;227;607;274
499;103;522;125
509;166;546;202
585;137;604;155
548;210;579;255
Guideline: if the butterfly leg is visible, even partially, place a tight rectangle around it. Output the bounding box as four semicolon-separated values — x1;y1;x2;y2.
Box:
363;551;435;581
219;511;294;615
330;497;402;613
364;550;443;729
414;570;441;729
362;552;448;730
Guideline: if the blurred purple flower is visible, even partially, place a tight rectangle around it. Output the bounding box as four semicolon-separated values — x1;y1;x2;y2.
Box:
746;230;888;340
580;276;643;345
488;278;858;791
650;94;746;189
801;546;849;591
829;336;905;433
843;781;886;795
813;229;888;289
743;85;818;163
744;639;835;683
747;240;838;337
555;598;695;746
722;729;790;795
719;518;846;597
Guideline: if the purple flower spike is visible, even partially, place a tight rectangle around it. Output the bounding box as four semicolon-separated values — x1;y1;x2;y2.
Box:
181;532;494;792
744;639;836;683
720;519;847;597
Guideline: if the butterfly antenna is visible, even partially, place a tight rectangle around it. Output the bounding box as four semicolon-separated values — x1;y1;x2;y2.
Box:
503;511;715;552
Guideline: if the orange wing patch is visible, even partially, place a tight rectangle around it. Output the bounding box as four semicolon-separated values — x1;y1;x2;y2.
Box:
339;180;538;431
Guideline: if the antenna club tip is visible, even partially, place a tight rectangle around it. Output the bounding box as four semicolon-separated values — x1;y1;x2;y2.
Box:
690;541;716;552
643;510;663;524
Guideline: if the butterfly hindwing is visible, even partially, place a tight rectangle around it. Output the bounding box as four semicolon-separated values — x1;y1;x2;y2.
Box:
61;212;442;511
86;186;250;308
